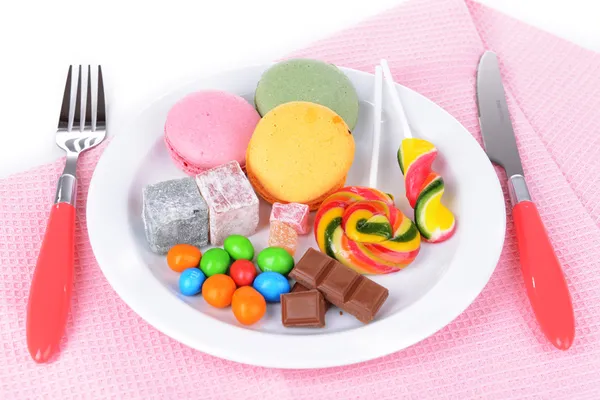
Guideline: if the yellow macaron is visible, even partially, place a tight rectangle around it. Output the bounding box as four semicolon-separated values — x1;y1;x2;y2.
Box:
246;101;355;210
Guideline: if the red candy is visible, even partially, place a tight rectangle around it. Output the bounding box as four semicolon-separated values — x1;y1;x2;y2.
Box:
229;260;258;287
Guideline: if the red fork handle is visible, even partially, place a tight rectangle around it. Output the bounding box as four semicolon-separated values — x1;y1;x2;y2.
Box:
26;202;76;363
513;201;575;350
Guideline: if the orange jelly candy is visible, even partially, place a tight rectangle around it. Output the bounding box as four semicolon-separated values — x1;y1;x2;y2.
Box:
268;221;298;256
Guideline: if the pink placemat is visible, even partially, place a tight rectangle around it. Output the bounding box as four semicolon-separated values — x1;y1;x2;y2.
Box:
2;0;600;398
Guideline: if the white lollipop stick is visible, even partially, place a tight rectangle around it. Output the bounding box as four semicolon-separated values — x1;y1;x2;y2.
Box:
369;65;383;188
380;59;412;139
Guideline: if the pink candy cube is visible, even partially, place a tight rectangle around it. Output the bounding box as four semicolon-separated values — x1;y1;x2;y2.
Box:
196;161;259;245
269;202;310;235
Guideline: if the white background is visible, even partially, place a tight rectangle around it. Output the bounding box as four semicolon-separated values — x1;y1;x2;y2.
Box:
0;0;599;179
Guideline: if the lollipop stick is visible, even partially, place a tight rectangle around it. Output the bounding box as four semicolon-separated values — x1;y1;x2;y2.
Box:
380;59;412;139
369;65;383;188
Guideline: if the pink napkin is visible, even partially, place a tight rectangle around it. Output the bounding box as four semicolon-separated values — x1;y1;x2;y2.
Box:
2;0;600;398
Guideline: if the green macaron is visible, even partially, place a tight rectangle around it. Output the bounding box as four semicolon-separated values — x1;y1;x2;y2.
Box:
254;58;360;130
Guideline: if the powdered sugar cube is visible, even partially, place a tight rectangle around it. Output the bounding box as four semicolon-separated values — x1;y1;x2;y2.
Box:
142;177;209;254
195;161;259;245
270;202;310;235
268;221;298;256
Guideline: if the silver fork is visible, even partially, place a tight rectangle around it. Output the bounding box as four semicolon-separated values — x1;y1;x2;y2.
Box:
26;65;106;363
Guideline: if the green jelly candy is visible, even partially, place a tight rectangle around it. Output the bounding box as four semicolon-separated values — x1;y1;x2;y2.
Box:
223;235;255;261
257;247;294;276
200;248;231;277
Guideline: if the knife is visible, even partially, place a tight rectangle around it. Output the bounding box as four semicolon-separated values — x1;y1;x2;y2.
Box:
476;51;575;350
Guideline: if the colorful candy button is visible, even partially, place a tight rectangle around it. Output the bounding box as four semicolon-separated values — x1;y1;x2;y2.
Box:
232;286;267;325
202;274;236;308
200;248;231;276
167;244;202;273
256;247;294;276
253;271;290;302
229;259;258;287
223;235;255;260
179;268;206;296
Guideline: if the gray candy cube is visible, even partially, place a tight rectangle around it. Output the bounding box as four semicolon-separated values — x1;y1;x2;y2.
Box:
142;177;209;254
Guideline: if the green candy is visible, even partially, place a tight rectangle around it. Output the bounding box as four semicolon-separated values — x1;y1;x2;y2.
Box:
223;235;254;261
200;248;231;276
257;247;295;276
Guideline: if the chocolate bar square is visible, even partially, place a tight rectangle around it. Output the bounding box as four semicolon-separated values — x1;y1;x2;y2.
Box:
281;290;326;328
317;262;362;305
289;248;334;288
290;282;310;293
345;278;389;323
291;282;331;309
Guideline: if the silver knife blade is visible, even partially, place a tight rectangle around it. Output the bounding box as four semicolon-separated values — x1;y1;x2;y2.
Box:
476;51;524;178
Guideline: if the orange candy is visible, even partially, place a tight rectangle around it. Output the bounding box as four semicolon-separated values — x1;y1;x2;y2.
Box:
268;221;298;256
231;286;267;325
202;274;236;308
167;244;202;273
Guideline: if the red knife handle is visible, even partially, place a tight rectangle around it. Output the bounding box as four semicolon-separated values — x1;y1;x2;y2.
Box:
26;202;76;363
513;200;575;350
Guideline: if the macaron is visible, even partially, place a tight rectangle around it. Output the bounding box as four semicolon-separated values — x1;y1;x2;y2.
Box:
246;101;355;210
164;90;261;175
254;58;360;131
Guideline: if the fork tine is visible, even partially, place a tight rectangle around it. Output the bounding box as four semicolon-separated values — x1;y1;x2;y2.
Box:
73;65;83;131
57;66;72;131
96;66;106;130
84;65;93;130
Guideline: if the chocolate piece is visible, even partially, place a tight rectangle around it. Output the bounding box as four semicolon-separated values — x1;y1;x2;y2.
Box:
318;262;361;304
291;282;331;309
290;282;310;293
281;290;326;328
289;248;389;323
288;247;332;288
345;278;389;324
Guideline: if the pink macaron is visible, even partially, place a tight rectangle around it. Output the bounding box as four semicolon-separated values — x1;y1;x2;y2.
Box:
164;90;261;175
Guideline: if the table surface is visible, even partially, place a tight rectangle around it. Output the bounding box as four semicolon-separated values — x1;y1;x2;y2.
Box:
0;0;598;179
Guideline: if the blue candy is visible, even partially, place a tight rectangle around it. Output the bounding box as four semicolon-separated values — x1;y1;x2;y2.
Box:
179;268;206;296
252;271;290;302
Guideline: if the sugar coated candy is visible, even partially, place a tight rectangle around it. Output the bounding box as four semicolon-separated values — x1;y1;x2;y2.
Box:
268;221;298;256
142;177;209;254
270;202;310;235
257;247;295;275
232;287;266;325
195;161;259;245
229;260;258;287
253;271;290;302
179;268;206;296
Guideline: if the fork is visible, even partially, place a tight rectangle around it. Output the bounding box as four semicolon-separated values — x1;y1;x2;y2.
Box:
26;65;106;363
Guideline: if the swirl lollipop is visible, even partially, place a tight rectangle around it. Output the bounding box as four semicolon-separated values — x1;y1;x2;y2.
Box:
397;138;456;242
381;59;456;242
314;186;421;274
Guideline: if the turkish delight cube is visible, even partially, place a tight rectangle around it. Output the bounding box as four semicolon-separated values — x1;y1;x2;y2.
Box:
268;221;298;256
269;202;310;235
196;161;259;245
142;177;209;254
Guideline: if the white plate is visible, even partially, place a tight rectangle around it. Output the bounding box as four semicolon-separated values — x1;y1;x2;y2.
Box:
87;64;506;369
